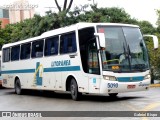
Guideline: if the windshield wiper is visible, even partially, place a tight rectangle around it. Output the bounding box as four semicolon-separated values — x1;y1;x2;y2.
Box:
123;42;127;58
127;44;132;70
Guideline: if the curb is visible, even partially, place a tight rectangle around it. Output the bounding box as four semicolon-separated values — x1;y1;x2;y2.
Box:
150;84;160;87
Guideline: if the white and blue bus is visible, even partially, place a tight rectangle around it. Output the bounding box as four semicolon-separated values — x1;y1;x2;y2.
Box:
1;23;158;100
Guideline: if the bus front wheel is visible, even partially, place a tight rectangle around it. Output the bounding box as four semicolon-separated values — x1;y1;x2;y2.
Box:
15;78;23;95
70;79;81;101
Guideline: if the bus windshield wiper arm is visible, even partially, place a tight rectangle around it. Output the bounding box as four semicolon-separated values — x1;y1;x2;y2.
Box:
123;42;127;58
127;44;132;70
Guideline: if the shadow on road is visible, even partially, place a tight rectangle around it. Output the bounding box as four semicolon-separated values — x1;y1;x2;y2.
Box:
2;88;144;102
0;85;5;89
81;95;143;102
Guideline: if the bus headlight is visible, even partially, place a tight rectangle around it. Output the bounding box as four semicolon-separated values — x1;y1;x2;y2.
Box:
144;74;151;79
103;75;117;81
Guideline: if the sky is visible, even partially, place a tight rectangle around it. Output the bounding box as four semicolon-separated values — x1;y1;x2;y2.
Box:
0;0;160;27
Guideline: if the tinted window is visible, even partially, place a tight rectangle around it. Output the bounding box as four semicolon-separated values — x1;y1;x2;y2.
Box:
3;9;9;18
45;36;58;56
78;27;95;73
20;43;31;60
11;45;20;61
32;40;44;58
3;48;10;62
60;32;77;54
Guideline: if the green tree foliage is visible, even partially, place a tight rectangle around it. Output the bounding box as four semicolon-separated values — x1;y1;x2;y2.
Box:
146;9;160;81
144;34;160;82
138;21;156;34
138;20;158;82
156;10;160;26
156;10;160;33
73;5;135;23
0;21;2;29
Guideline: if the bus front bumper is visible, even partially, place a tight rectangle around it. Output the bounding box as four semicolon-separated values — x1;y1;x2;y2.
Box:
100;79;150;94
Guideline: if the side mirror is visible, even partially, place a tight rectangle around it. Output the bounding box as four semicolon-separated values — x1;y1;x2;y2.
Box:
143;35;159;50
94;33;106;48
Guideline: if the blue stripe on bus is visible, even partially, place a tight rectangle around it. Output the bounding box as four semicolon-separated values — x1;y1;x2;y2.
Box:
1;69;35;74
1;66;81;74
116;76;144;82
44;66;80;72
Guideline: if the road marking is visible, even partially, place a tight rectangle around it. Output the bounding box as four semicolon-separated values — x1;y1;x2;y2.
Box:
141;102;160;120
150;84;160;87
122;101;160;120
141;102;160;111
122;102;138;111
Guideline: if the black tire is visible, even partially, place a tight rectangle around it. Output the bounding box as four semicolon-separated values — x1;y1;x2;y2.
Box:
70;79;81;101
109;93;118;97
15;78;22;95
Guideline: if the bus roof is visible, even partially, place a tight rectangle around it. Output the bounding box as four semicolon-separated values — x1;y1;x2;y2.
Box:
41;22;139;37
2;22;139;48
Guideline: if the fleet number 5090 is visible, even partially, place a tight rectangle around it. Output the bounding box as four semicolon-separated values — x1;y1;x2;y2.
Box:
108;83;118;88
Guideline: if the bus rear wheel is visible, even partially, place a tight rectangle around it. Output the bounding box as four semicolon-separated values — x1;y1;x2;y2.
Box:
108;93;118;97
70;79;81;101
15;78;23;95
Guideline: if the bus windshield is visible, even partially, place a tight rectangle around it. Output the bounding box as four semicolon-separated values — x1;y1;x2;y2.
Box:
97;26;149;72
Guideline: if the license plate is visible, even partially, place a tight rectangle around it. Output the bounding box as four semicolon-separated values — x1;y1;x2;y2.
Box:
127;85;136;89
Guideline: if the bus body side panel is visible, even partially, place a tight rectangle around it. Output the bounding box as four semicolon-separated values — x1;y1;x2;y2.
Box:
2;53;90;92
56;53;89;93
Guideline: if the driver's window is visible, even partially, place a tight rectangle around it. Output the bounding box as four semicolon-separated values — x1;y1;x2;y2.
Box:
88;40;100;75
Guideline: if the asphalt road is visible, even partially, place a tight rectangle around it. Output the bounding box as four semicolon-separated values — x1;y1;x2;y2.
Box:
0;87;160;120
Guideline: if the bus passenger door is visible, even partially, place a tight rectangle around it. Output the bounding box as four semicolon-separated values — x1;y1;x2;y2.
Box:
87;39;101;93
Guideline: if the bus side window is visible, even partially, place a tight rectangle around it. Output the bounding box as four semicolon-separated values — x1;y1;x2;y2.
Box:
60;32;77;54
44;36;58;56
3;48;10;62
20;43;31;60
11;45;20;61
88;40;100;75
32;40;44;58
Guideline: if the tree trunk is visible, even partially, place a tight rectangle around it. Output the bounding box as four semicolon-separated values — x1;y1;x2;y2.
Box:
63;0;68;11
66;0;73;13
54;0;73;13
55;0;61;12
